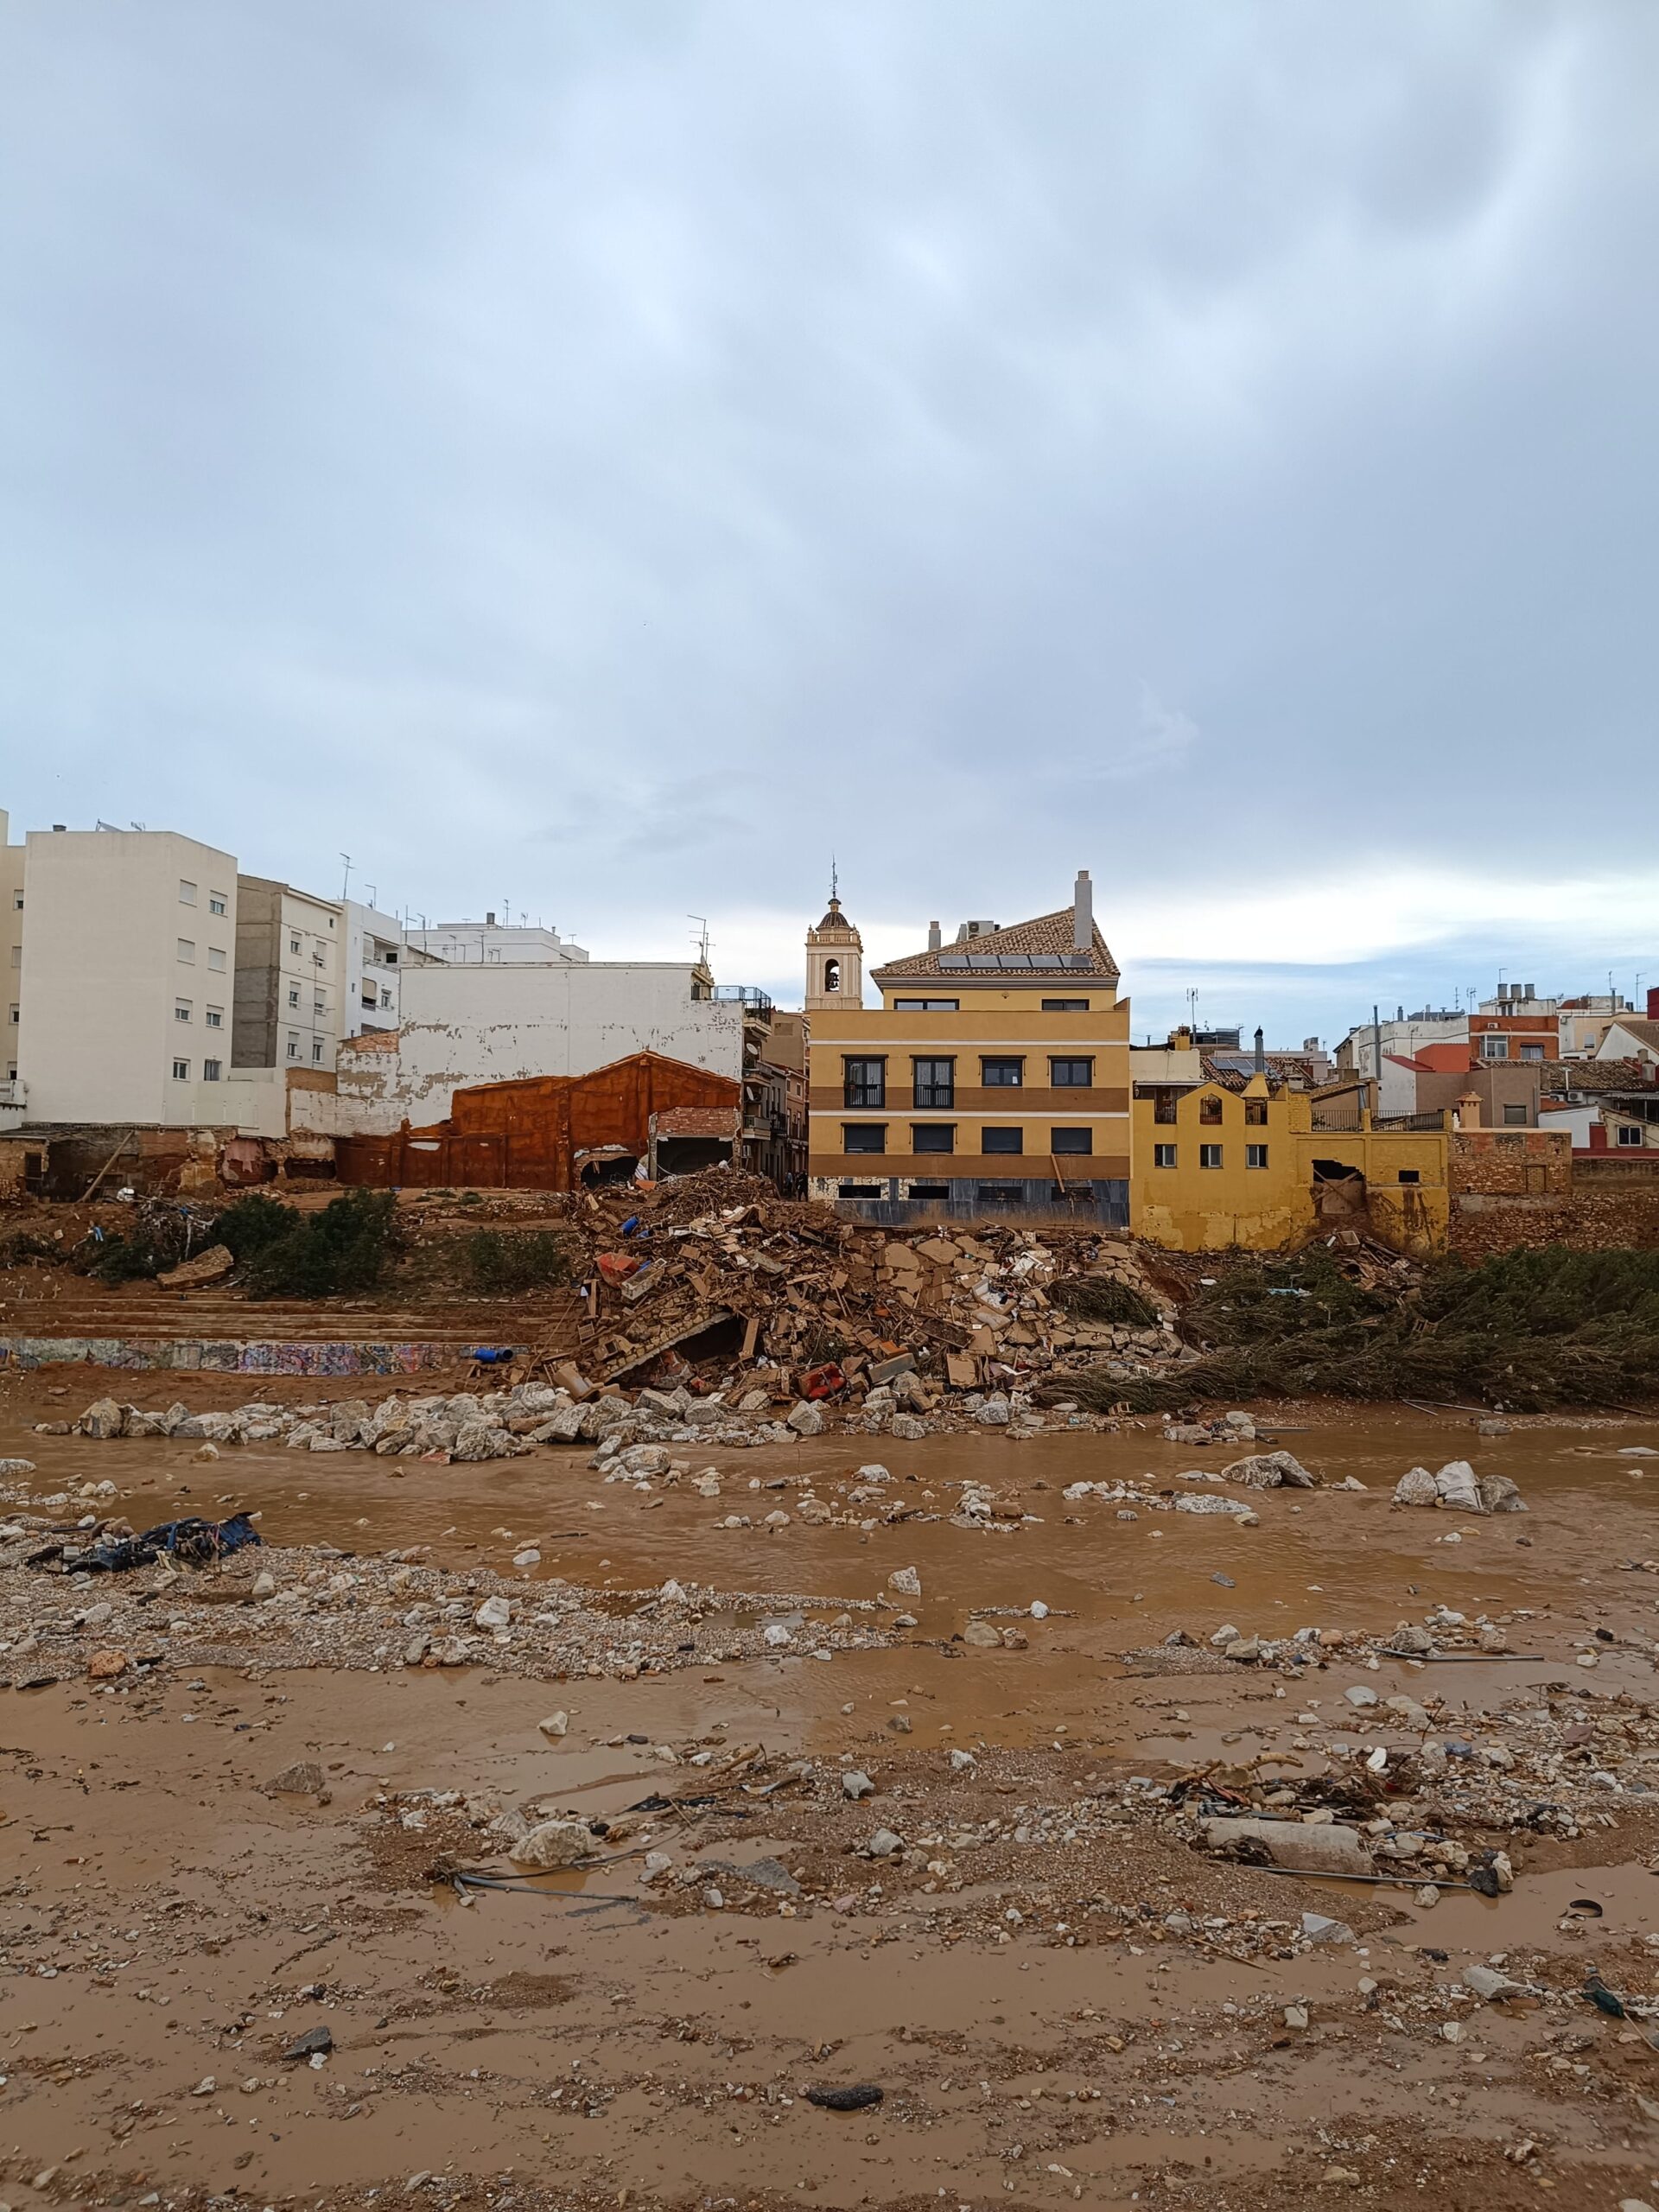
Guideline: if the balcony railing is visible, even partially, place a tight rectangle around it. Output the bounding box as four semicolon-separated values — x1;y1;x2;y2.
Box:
713;985;773;1014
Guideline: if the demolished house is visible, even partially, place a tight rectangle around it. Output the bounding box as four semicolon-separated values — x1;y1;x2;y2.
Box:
334;1050;743;1192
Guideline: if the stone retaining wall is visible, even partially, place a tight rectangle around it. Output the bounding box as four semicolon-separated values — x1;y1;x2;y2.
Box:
0;1337;467;1375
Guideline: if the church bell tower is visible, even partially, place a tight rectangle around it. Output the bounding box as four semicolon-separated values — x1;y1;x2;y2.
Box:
805;874;862;1012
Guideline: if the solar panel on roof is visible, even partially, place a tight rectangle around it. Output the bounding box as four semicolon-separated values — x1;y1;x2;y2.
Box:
1065;951;1093;968
937;954;969;969
997;953;1032;969
1027;953;1064;969
967;954;1000;969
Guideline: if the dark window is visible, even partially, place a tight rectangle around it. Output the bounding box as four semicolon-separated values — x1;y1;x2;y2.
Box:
982;1127;1023;1154
1398;1169;1421;1184
1244;1097;1268;1126
981;1057;1024;1086
907;1182;950;1198
843;1056;886;1109
912;1124;955;1154
1051;1128;1092;1154
1200;1143;1224;1168
1199;1095;1224;1124
893;998;959;1011
977;1185;1027;1206
1041;998;1090;1012
1050;1058;1093;1088
1502;1103;1528;1126
912;1057;955;1109
1151;1089;1179;1124
1618;1124;1643;1146
1154;1143;1177;1168
843;1124;887;1154
838;1183;883;1198
1246;1143;1268;1169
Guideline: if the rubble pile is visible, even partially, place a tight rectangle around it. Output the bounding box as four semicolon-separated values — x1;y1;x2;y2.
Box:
565;1179;1179;1401
0;1498;896;1688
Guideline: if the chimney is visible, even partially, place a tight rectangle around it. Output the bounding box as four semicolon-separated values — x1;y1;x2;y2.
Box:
1072;868;1092;953
1459;1088;1482;1131
1253;1026;1266;1076
927;919;941;953
486;911;496;925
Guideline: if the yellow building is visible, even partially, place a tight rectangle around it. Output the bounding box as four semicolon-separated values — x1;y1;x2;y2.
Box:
1130;1071;1450;1256
806;872;1131;1224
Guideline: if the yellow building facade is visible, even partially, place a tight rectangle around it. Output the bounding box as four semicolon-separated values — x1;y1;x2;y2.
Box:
1130;1073;1450;1256
807;872;1132;1224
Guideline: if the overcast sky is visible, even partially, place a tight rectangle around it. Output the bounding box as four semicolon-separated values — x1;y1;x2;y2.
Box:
3;2;1656;1042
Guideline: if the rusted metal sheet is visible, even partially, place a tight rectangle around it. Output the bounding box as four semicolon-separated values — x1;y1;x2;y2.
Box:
336;1051;741;1192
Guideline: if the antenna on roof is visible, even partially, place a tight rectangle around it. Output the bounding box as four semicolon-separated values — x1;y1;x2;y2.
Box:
689;914;711;966
830;855;839;904
340;852;353;899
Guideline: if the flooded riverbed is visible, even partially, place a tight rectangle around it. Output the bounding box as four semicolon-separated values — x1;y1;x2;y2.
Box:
5;1392;1659;2211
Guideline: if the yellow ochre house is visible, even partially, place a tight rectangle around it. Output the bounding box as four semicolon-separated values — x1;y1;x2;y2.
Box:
805;871;1131;1225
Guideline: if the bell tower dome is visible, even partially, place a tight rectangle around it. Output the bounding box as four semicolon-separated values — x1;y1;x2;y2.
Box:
805;878;862;1012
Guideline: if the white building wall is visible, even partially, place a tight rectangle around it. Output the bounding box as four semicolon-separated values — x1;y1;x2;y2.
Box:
341;900;405;1038
301;963;743;1134
273;887;342;1074
1343;1014;1468;1080
1;810;22;1089
405;920;589;965
17;826;240;1126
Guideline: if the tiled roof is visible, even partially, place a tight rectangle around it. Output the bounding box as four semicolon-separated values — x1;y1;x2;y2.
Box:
1541;1057;1659;1097
874;907;1118;982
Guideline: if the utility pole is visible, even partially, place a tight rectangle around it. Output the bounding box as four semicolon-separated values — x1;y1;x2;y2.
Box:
340;853;353;900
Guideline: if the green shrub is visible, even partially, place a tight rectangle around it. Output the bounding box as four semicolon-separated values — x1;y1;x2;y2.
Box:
461;1230;575;1295
213;1194;302;1257
239;1189;402;1300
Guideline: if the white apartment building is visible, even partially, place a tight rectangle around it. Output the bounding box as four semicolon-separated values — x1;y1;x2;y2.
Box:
15;824;241;1127
404;916;589;966
2;810;23;1095
232;877;343;1074
342;899;410;1036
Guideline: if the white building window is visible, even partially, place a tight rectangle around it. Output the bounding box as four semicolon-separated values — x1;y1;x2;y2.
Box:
205;1005;223;1029
175;1000;191;1023
289;936;301;955
1618;1123;1643;1147
207;946;226;972
203;1058;222;1081
287;1033;300;1059
8;1004;17;1027
172;1057;190;1080
379;988;392;1008
177;938;195;964
179;880;197;905
312;1037;326;1063
1479;1033;1507;1060
208;893;227;915
288;987;300;1007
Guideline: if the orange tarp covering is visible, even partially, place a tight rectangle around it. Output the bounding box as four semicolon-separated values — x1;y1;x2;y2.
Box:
335;1051;741;1192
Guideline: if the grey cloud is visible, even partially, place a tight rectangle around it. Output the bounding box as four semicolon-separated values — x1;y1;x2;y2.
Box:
1;1;1655;1031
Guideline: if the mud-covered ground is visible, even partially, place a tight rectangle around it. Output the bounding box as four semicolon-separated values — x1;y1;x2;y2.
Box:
3;1366;1659;2212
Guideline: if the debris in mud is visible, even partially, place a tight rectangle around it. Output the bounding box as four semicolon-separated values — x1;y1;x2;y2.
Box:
804;2083;884;2111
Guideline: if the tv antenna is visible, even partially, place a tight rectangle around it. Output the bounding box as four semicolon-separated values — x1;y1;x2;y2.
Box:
689;915;712;966
340;853;353;899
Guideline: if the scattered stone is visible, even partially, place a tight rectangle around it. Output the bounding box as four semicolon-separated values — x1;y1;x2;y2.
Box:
538;1711;569;1739
507;1819;593;1871
266;1762;325;1796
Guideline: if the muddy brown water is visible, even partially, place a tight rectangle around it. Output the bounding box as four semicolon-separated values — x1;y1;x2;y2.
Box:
6;1405;1659;2208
